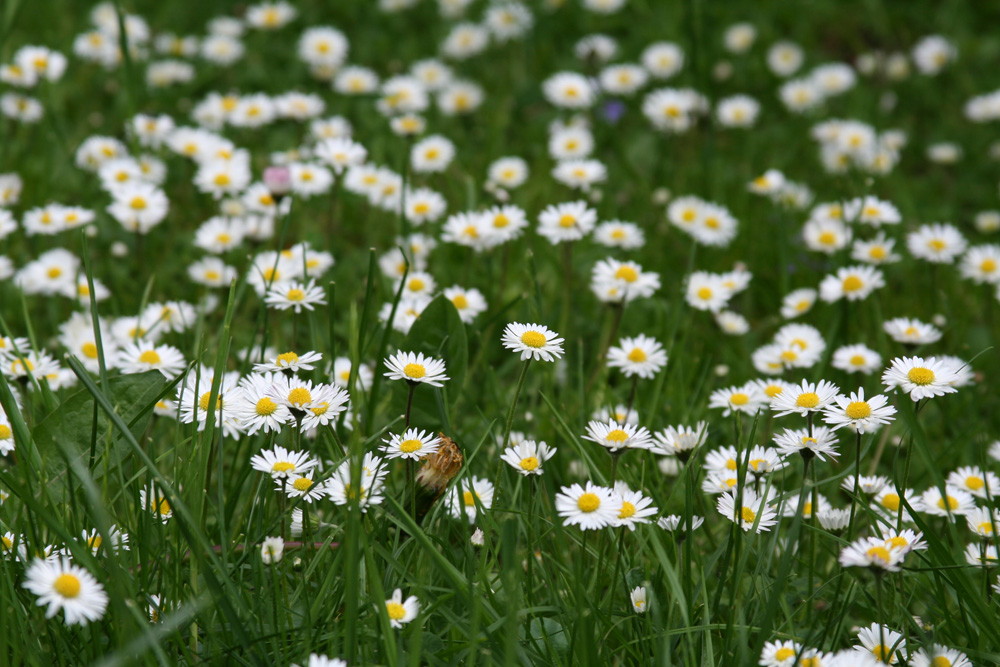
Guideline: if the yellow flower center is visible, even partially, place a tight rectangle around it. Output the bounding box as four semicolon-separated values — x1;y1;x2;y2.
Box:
619;501;636;519
818;231;836;245
414;202;430;214
286;289;306;302
199;391;221;412
764;385;783;398
730;393;749;406
774;648;795;661
931;657;953;667
205;270;221;281
262;268;279;282
260;193;275;206
214;173;230;186
842;275;863;292
1;535;12;549
850;354;866;366
130;196;147;210
256;397;278;416
605;429;628;443
577;492;600;512
88;535;103;550
46;266;63;279
965;476;984;490
845;401;871;419
880;493;900;511
867;546;891;563
927;239;946;251
886;536;908;549
907;367;935;386
451;294;468;309
520;331;546;348
272;461;294;473
78;342;99;359
386;601;406;620
403;363;426;379
627;347;647;363
311;402;328;416
408;278;425;292
870;246;887;260
287;387;312;406
873;646;895;663
795;392;820;408
53;574;81;599
741;506;756;523
725;458;737;471
463;490;478;507
276;352;299;366
796;299;811;311
293;477;313;492
749;458;766;471
519;456;539;471
558;214;576;228
977;522;995;535
937;495;959;511
139;350;161;365
399;439;423;453
781;350;798;362
696;286;713;300
981;259;997;273
493;213;510;228
155;498;172;516
614;266;638;283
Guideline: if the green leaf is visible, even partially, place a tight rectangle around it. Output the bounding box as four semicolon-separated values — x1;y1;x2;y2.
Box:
29;370;166;489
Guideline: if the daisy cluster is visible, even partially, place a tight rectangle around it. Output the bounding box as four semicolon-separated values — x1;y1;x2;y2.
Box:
1;0;999;664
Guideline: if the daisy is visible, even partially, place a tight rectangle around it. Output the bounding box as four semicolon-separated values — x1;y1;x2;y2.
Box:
781;492;831;519
881;356;958;401
384;589;419;629
326;454;387;512
606;335;667;379
759;641;811;667
590;259;661;303
883;317;942;346
912;35;957;75
818;509;851;531
583;420;654;452
552;159;607;191
910;646;972;667
872;487;922;524
780;288;818;319
753;379;793;406
265;280;327;313
383;350;449;386
594;220;645;249
81;526;129;556
254;350;323;373
442;286;487;324
22;557;108;625
686;271;734;312
488;157;529;189
614;486;658;530
882;529;926;554
773;426;840;461
630;586;647;613
841;475;889;496
333;357;373;389
803;218;852;254
555;482;622;530
250;444;318;480
839;536;906;572
115;342;186;379
708;383;765;417
920;485;975;519
231;373;291;435
956;245;1000;286
382;428;441;461
447;476;494;524
965;542;999;568
657;515;705;532
907;223;967;264
549;126;594;160
542;72;595;109
819;265;885;302
280;472;326;503
823;389;896;433
770;379;840;418
411;135;454;173
966;506;1000;538
299;383;350;431
537;200;597;244
716;95;760;128
855;624;907;664
852;233;902;265
139;485;174;523
501;322;564;362
501;439;556;476
832;344;882;375
717;488;778;533
946;466;999;499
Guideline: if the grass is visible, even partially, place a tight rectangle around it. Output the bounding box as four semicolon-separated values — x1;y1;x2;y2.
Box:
1;0;1000;665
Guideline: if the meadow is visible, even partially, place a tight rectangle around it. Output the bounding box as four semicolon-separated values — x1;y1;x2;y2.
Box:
1;0;1000;665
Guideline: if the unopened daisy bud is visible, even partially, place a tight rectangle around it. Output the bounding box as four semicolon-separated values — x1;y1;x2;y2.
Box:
260;536;284;564
714;364;729;377
111;241;129;257
263;165;292;198
471;528;485;546
658;457;680;476
651;187;671;205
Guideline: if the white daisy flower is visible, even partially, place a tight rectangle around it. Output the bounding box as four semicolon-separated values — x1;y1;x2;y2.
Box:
555;482;622;530
823;388;896;433
383;350;449;386
881;356;958;401
501;439;556;476
607;334;668;379
717;488;778;533
583;420;654;452
22;557;108;625
383;589;419;629
382;428;441;461
447;476;494;524
501;322;564;362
